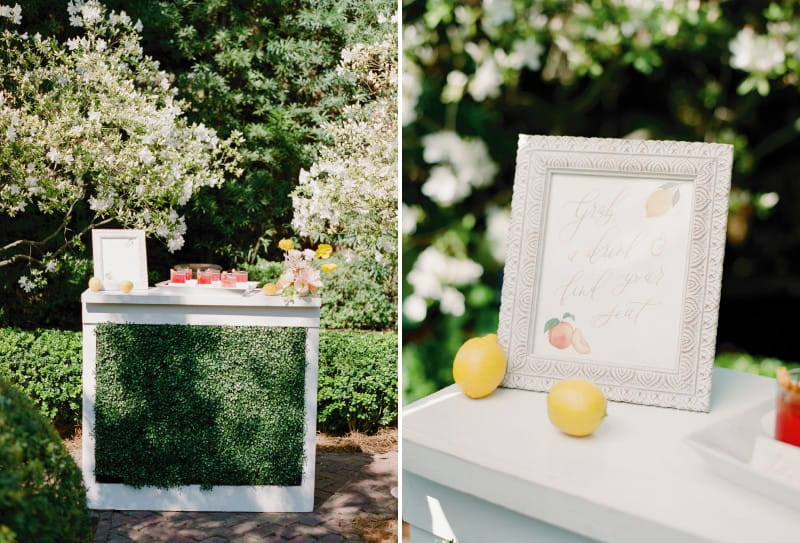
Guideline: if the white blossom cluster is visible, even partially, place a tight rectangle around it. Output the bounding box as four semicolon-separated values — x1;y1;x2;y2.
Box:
403;1;728;119
0;3;20;24
420;131;498;206
404;247;484;322
291;15;397;267
728;19;800;95
0;1;242;289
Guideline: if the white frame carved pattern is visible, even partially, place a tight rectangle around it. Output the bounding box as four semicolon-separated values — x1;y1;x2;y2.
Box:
498;135;733;411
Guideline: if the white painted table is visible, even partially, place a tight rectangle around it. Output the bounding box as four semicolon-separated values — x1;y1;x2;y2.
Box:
403;368;800;543
81;288;321;512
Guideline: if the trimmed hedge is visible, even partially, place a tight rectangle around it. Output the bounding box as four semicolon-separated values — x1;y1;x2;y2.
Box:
0;379;91;543
0;326;397;436
0;327;82;428
318;331;398;434
94;324;306;488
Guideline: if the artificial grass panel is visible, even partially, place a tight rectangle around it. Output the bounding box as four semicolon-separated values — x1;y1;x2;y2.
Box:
93;323;307;489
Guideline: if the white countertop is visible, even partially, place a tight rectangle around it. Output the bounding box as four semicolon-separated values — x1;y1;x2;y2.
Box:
81;288;322;308
403;367;800;542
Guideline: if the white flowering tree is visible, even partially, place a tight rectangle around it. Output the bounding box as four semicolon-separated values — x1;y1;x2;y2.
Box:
0;1;242;291
291;13;397;274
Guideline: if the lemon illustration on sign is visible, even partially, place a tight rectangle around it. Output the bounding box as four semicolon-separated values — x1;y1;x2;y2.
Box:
88;277;103;292
119;280;134;293
452;333;507;399
645;184;680;218
547;379;607;437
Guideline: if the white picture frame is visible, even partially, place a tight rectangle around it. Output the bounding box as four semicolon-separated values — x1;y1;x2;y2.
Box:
498;135;733;411
91;229;148;291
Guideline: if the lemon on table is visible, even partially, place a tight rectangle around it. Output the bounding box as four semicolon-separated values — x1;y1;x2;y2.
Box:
547;379;607;437
119;280;134;293
88;277;103;292
452;333;507;399
262;282;279;296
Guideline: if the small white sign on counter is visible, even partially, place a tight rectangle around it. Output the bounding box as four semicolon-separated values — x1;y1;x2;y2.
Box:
751;435;800;490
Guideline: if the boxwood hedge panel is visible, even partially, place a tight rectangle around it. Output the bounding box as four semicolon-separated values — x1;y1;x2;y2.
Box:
93;324;307;489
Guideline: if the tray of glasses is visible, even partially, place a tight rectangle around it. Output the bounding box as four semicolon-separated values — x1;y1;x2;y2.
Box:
154;280;259;295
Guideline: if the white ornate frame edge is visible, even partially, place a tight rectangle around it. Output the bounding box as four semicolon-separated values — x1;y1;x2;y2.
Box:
498;135;733;412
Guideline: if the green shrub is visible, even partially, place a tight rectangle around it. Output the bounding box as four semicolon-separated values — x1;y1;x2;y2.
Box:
0;327;82;428
245;256;397;331
318;330;397;434
241;260;284;285
0;379;90;543
94;324;306;488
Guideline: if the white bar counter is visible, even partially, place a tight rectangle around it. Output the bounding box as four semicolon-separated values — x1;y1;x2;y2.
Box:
403;367;800;542
81;287;321;512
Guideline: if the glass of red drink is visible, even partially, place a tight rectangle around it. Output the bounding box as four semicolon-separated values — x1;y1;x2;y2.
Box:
233;269;248;282
170;268;187;284
775;367;800;447
221;271;238;288
197;269;213;285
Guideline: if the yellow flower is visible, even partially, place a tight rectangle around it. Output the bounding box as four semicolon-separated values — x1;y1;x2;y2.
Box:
321;263;337;273
278;238;294;251
315;243;333;259
262;282;279;296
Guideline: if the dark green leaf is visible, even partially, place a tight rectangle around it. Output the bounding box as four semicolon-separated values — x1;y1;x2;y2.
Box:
544;318;561;332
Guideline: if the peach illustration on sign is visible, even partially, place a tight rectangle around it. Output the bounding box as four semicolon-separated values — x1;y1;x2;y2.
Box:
646;183;680;217
544;312;591;354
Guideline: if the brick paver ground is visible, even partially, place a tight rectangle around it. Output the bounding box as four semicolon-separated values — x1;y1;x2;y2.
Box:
87;449;397;542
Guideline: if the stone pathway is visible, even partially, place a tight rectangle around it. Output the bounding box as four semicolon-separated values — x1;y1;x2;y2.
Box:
88;449;398;542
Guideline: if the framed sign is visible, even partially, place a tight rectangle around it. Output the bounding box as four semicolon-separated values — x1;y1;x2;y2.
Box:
91;229;148;291
498;135;733;411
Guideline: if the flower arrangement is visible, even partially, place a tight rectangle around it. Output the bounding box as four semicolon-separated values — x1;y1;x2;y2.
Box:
262;240;337;298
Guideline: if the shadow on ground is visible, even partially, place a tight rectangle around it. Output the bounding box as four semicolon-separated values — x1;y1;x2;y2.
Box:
86;432;398;543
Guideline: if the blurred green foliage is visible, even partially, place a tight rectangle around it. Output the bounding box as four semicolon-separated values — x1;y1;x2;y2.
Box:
403;1;800;402
714;353;800;378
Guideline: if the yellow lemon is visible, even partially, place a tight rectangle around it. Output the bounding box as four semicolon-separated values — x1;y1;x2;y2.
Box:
88;276;103;292
547;379;607;437
119;280;134;293
452;334;507;399
262;282;279;296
